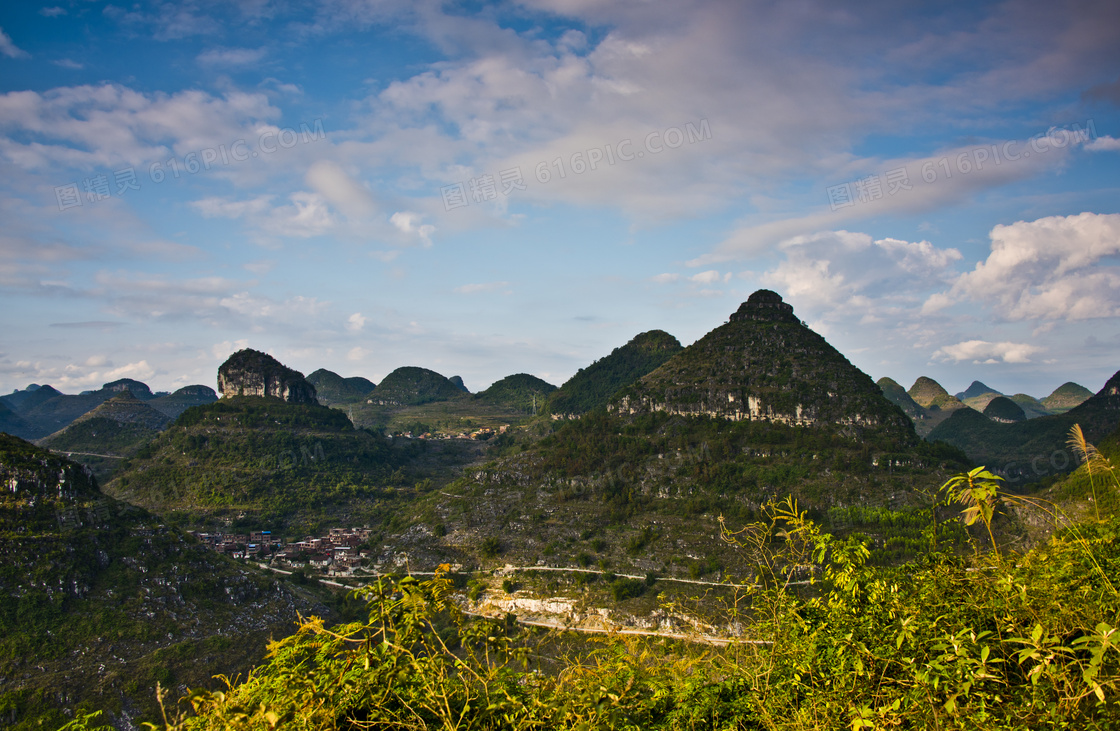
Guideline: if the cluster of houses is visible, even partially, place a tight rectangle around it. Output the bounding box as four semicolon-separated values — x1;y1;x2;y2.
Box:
394;424;508;440
191;526;374;577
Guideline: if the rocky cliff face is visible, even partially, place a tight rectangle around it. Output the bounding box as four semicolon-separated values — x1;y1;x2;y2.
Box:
101;378;154;399
217;349;318;405
1088;370;1120;408
612;291;915;444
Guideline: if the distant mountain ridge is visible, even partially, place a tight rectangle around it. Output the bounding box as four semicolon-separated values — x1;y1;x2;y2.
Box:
876;377;928;423
1;383;62;413
908;377;966;411
928;369;1120;481
307;369;377;405
955;380;1001;401
147;384;219;419
2;382;215;440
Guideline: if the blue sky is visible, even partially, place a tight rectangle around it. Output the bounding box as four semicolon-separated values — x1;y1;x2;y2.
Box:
1;0;1119;400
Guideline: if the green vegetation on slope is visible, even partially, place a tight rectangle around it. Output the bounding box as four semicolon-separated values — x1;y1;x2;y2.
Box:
476;373;557;414
105;397;415;530
876;376;928;423
306;369;376;405
618;316;915;446
109;478;1120;731
368;366;465;406
524;410;966;513
0;434;327;730
929;373;1120;484
38;416;159;480
984;395;1027;422
1043;382;1095;413
546;330;682;416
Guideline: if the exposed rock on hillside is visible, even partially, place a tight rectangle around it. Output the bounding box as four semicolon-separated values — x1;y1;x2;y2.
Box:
1093;370;1120;406
728;289;799;323
613;292;914;443
0;434;330;729
217;349;319;404
100;378;155;399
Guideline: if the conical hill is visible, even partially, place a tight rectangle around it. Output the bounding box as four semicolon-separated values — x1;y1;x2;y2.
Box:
613;291;915;445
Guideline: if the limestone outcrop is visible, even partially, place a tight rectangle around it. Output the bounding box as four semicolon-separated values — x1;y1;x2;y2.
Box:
217;349;318;405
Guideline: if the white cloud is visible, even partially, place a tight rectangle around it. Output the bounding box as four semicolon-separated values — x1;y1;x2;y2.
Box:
689;270;725;284
219;292;328;320
212;339;250;360
347;312;366;332
0;28;29;59
197;47;267;66
929;212;1120;321
103;360;156;381
53;58;83;70
306;160;379;218
390;211;435;246
1085;135;1120;152
695;135;1077;265
650;273;679;284
933;340;1045;364
761;230;962;320
40;7;66;17
0;84;280;171
262;192;336;238
51;359;157;390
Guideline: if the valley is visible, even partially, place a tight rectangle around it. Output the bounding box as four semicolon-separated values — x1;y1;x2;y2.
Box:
2;291;1118;730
